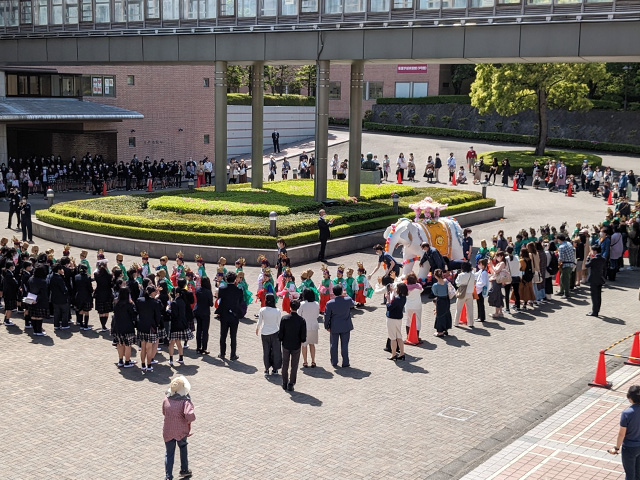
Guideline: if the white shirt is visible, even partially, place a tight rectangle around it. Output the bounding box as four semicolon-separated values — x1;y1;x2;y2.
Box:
475;269;489;291
447;156;456;170
298;301;320;331
256;307;281;335
204;161;213;173
405;285;423;310
397;157;407;169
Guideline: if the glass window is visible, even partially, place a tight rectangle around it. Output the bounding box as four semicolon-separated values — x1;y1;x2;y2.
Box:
95;0;110;22
127;75;135;85
34;0;48;25
51;0;62;23
329;81;341;100
260;0;276;14
147;0;159;18
128;0;143;19
220;0;234;15
344;0;364;12
91;76;102;95
300;0;316;11
471;0;495;5
3;0;19;25
62;76;75;96
238;0;256;16
183;0;198;18
204;134;210;144
65;0;78;22
324;0;341;12
129;137;136;147
393;0;412;8
20;0;32;23
103;76;115;96
441;0;465;6
81;75;92;95
281;0;296;14
203;77;210;87
395;82;410;98
29;76;39;95
413;82;428;97
363;81;383;100
80;0;91;21
163;0;179;19
200;0;216;17
371;0;389;11
496;0;519;3
418;0;439;8
6;75;18;96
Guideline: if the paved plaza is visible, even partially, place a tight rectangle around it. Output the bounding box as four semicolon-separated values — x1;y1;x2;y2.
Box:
2;131;639;479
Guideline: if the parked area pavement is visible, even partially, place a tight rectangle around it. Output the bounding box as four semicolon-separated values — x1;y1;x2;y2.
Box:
3;130;640;479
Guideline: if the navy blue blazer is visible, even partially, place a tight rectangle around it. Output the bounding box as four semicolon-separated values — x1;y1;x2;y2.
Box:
324;295;354;333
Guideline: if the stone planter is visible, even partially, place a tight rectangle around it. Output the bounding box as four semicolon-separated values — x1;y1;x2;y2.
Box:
361;169;382;184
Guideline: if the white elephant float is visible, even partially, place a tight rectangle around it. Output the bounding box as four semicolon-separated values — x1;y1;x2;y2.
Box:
382;197;465;279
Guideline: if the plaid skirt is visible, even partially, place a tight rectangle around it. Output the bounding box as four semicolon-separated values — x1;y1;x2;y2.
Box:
76;301;93;312
113;332;137;346
4;298;17;311
30;307;49;318
96;301;113;315
138;331;160;343
169;329;194;341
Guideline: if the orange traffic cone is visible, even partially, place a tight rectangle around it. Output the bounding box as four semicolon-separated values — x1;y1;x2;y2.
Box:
147;178;153;192
607;191;613;205
512;177;518;191
589;350;612;389
397;171;402;184
102;181;107;196
451;173;457;186
459;303;468;325
404;313;422;345
566;183;573;197
626;331;640;366
554;270;560;286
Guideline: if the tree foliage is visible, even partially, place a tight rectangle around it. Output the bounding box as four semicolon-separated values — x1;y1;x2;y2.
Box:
450;64;476;95
295;65;317;97
226;66;249;93
470;63;607;155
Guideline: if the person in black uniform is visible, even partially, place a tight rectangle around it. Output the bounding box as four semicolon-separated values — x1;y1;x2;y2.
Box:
74;264;93;330
215;272;244;361
317;209;333;262
3;260;19;327
136;285;163;371
19;197;32;243
272;129;280;153
7;187;21;230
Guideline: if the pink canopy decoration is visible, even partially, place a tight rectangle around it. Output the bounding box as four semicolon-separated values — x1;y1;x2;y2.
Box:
408;196;448;223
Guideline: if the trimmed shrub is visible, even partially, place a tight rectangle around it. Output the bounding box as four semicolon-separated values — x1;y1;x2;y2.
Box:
478;150;602;176
591;99;621;110
376;95;471;105
227;93;316;106
363;122;640;155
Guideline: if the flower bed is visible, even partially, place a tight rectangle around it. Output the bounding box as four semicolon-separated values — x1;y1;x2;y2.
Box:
36;180;495;247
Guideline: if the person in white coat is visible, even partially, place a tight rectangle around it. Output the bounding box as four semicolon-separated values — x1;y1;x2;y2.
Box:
298;289;320;368
454;262;475;327
404;273;423;339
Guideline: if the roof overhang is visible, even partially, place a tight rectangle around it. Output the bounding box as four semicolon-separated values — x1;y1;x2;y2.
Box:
0;97;144;122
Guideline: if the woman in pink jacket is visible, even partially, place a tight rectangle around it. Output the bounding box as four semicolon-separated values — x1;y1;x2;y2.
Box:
163;376;196;480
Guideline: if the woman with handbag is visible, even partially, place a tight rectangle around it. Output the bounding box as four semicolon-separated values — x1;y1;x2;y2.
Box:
386;283;407;360
432;269;453;337
505;246;520;313
488;252;507;318
518;250;536;310
454;262;475;327
535;241;548;302
526;243;542;306
475;259;489;322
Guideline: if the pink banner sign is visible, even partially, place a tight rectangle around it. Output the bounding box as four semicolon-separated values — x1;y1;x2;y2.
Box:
397;64;428;74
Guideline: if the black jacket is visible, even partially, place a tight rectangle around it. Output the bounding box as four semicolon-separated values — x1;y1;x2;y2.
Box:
278;312;307;351
74;273;93;306
28;276;49;310
194;287;214;319
215;283;244;324
112;301;137;334
586;255;607;287
127;278;140;301
318;217;331;241
170;297;189;332
136;296;163;334
94;270;114;303
386;295;406;319
48;272;69;305
3;269;19;300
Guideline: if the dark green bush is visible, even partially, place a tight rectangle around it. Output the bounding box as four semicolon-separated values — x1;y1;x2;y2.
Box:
227;93;316;106
591;99;621;110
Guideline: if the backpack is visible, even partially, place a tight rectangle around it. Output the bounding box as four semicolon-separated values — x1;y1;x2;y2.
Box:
547;254;559;276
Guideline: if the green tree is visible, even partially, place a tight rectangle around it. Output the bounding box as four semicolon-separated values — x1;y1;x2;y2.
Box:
226;66;249;93
450;64;476;95
295;65;317;97
470;63;607;155
264;65;297;95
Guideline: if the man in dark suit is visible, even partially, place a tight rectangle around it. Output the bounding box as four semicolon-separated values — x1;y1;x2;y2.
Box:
272;129;280;153
215;272;244;360
317;209;333;262
278;300;307;392
585;244;607;318
324;285;355;368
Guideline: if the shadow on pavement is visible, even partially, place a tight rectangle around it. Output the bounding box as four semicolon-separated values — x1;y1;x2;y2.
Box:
395;356;429;374
302;365;334;379
601;316;626;325
442;335;469;347
287;390;323;407
334;366;371;380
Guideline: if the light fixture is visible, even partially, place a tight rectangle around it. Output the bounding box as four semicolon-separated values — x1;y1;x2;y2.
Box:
178;128;183;132
516;17;522;23
487;18;493;24
336;23;340;29
575;15;582;21
359;23;364;28
408;21;414;26
460;19;465;25
249;25;254;31
546;16;551;21
130;129;135;133
383;22;389;27
434;20;439;25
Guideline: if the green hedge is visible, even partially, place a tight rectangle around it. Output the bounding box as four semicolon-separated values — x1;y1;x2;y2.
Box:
478;150;602;176
364;122;640;155
226;93;316;106
591;99;621;110
376;95;471;105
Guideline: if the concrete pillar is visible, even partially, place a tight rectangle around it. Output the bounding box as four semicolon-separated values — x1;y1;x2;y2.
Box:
348;60;364;198
314;60;330;202
214;61;228;193
0;124;7;167
251;61;264;189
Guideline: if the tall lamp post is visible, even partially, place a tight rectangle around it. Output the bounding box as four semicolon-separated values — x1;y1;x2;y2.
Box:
623;65;630;111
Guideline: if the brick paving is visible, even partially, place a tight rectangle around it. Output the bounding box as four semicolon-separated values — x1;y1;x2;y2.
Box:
2;132;639;479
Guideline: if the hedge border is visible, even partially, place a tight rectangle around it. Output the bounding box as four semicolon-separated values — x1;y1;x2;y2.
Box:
36;198;495;248
364;122;640;155
226;93;316;107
